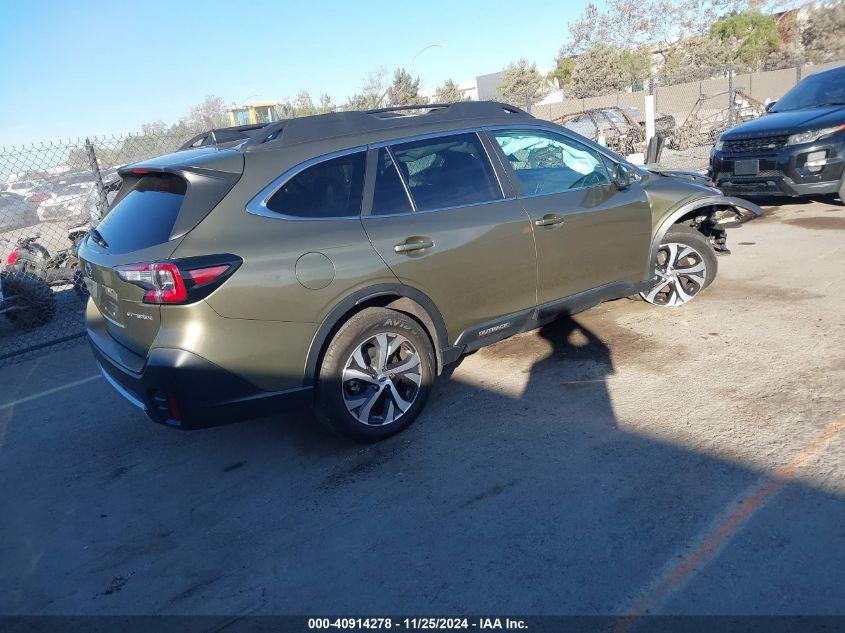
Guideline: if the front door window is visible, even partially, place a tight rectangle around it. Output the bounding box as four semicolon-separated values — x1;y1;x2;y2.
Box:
493;130;610;196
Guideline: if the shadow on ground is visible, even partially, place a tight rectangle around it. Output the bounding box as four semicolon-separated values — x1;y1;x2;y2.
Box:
0;315;843;617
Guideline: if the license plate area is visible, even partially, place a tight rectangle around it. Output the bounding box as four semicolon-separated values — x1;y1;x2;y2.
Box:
88;279;125;328
733;159;759;176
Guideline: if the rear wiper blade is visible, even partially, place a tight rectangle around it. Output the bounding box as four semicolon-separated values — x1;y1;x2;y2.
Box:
90;228;108;248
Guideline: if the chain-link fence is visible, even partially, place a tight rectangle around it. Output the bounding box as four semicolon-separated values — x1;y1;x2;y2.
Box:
1;60;843;361
0;131;196;362
533;60;845;171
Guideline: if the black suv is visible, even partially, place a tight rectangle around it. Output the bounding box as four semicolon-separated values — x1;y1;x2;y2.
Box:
710;64;845;200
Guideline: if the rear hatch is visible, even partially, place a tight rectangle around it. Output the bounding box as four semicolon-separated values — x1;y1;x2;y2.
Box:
78;147;243;358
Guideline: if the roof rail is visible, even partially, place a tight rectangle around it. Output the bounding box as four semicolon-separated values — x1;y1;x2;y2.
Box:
178;123;272;151
242;101;531;152
365;102;528;117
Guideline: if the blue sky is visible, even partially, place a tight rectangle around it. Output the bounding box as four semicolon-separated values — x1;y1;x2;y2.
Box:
0;0;597;146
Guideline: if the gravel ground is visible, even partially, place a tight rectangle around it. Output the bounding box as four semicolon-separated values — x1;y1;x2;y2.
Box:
0;197;843;617
658;146;713;172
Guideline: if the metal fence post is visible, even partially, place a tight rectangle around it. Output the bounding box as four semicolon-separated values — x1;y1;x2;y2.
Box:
648;75;655;110
796;63;803;84
84;138;108;220
727;67;735;127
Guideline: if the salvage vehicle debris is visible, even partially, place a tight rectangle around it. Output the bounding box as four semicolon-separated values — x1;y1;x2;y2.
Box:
668;90;765;150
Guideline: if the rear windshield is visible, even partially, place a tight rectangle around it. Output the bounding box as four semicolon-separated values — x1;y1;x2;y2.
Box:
95;174;186;253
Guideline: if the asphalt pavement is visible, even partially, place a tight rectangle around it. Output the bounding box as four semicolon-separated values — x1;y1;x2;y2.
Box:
1;197;844;617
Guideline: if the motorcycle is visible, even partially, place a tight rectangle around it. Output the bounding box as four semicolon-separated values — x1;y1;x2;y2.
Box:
4;176;121;299
5;222;90;300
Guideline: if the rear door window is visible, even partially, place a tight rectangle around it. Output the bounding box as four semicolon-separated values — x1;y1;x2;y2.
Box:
95;173;187;253
389;133;501;211
372;148;413;215
266;151;366;218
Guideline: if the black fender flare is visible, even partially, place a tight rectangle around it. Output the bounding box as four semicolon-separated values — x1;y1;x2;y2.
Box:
648;195;763;273
302;283;450;386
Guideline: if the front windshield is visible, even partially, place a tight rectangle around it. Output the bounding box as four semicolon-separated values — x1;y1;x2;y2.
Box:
772;70;845;112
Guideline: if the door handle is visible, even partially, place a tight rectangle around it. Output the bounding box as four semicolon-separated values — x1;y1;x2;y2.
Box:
534;214;565;227
394;238;434;253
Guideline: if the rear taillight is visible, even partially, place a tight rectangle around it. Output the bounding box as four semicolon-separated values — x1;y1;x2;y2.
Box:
6;250;18;266
117;263;187;304
185;265;230;285
116;256;240;305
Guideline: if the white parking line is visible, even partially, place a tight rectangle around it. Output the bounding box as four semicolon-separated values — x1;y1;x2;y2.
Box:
0;374;102;411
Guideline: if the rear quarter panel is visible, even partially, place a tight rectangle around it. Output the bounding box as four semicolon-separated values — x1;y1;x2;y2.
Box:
171;149;399;325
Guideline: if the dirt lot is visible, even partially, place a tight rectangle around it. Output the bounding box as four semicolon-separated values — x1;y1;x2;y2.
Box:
1;197;844;617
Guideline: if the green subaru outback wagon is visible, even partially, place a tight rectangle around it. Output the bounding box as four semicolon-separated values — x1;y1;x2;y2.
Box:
78;101;761;440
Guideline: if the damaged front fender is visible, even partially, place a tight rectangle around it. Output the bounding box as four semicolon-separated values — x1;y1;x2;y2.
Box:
648;195;765;274
711;196;765;224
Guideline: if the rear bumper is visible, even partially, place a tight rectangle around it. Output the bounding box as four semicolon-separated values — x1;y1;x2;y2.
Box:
89;330;313;429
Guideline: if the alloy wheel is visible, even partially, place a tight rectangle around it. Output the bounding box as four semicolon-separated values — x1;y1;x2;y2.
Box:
640;241;708;307
341;332;422;426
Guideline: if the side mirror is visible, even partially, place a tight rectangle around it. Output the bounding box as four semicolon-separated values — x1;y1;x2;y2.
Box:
765;100;777;113
611;163;634;189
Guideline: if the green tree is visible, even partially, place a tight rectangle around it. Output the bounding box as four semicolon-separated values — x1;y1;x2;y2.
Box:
562;0;778;70
317;93;334;113
618;47;652;90
343;93;372;111
387;67;424;106
763;42;803;71
568;44;630;98
802;1;845;63
434;79;467;103
499;59;548;111
709;11;781;71
658;35;728;84
293;91;317;116
548;56;576;88
344;67;389;110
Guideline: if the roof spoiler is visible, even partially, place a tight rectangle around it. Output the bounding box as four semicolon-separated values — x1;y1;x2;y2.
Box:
178;123;275;151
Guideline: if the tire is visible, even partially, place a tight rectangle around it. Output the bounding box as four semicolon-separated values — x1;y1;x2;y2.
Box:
640;225;718;307
2;271;57;329
314;307;435;441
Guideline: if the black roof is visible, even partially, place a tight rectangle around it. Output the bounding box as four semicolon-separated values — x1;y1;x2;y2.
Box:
178;123;268;151
178;102;533;153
